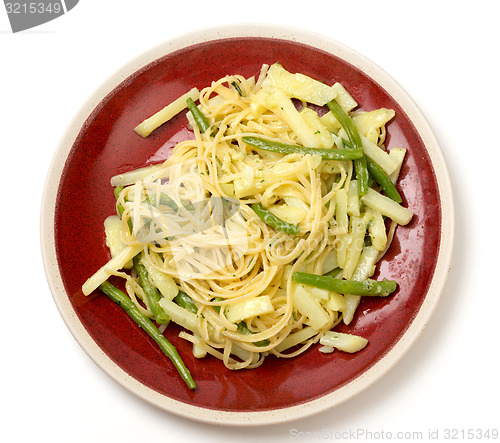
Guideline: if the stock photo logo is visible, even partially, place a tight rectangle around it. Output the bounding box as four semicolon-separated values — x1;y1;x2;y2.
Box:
3;0;78;32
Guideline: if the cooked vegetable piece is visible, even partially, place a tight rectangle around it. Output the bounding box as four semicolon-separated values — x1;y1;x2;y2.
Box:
104;215;131;268
361;188;413;225
140;255;178;300
359;135;398;175
327;99;369;195
332;82;358;112
110;164;168;187
236;322;270;347
300;107;335;149
133;255;169;324
343;216;368;280
366;208;387;251
346;179;361;217
242;136;364;161
269;201;307;225
113;186;125;217
174;291;198;314
274;326;317;353
252;87;324;147
334;188;349;270
292;284;331;330
186;97;211;134
99;281;196;389
319;331;368;353
82;245;142;295
134;88;199;138
388;147;407;183
353;108;395;143
321;252;339;275
342;244;380;325
158;297;199;333
225;295;274;323
326;290;346;312
231;81;243;96
292;272;397;296
265;63;337;106
365;155;402;203
251;203;300;236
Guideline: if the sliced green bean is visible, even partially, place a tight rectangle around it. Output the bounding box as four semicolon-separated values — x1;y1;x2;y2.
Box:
147;193;178;211
237;322;270;347
292;272;397;296
99;281;196;390
174;291;198;314
211;296;223;314
242;136;364;161
146;193;195;212
324;267;343;279
251;203;300;236
133;255;169;324
326;100;362;146
114;185;133;233
186;97;210;134
326;99;369;195
231;81;243;96
365;155;402;203
114;185;125;218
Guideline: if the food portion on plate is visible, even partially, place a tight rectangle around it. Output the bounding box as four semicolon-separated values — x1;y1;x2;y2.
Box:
81;63;413;390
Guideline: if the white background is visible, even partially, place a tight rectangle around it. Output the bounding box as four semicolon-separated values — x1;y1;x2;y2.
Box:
1;1;498;442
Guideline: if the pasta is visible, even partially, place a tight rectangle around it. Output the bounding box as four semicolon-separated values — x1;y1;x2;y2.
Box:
82;63;413;375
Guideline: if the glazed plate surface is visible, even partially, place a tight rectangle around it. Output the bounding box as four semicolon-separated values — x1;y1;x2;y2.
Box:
41;25;454;425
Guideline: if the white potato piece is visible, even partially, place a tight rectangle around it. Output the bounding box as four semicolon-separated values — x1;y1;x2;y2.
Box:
265;63;337;106
320;331;368;353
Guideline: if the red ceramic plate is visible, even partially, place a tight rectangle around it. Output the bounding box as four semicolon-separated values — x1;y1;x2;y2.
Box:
41;25;454;425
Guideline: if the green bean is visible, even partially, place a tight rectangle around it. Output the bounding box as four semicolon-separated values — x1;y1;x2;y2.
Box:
365;155;402;203
292;271;397;296
326;99;369;195
242;136;364;161
146;193;195;212
353;157;369;195
211;296;223;314
113;185;134;233
341;139;399;201
174;291;198;314
99;281;196;390
186;97;210;134
231;81;243;96
114;185;125;218
326;100;362;147
324;267;343;278
133;255;169;324
237;322;270;347
251;203;300;236
147;193;178;211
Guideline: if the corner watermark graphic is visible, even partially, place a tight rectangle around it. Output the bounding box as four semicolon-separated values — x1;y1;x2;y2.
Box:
3;0;78;32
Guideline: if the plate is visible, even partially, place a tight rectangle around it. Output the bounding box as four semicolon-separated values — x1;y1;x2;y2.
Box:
41;24;454;425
